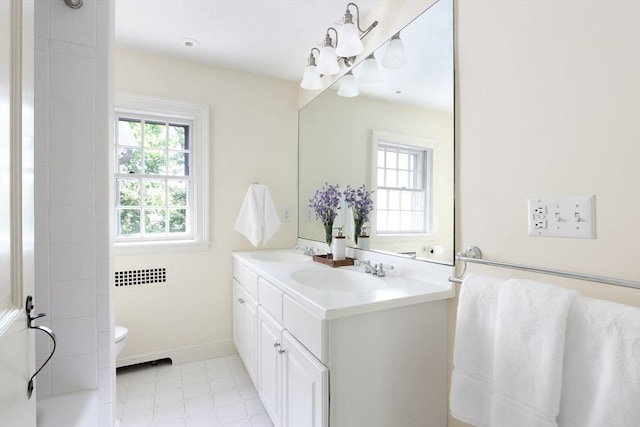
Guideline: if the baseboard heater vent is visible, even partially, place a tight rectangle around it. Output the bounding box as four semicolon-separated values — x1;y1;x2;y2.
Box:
115;268;166;287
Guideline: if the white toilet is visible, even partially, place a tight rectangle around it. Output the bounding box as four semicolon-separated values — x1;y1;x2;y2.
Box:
115;325;128;357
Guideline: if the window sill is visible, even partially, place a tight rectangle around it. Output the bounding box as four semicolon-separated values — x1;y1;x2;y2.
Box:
114;240;210;256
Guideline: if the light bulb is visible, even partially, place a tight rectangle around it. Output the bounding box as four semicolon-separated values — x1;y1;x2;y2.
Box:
337;72;359;97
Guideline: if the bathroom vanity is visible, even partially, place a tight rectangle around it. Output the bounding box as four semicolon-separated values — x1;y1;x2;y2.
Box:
232;249;454;427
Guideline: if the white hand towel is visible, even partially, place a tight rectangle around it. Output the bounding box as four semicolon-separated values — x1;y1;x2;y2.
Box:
558;297;640;427
234;184;281;247
491;279;579;427
450;274;506;427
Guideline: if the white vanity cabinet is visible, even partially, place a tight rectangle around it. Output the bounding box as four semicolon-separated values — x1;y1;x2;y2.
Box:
234;260;329;427
232;253;450;427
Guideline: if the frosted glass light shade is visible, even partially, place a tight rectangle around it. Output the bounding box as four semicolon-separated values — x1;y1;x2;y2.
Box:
382;36;407;69
336;23;363;57
317;46;340;75
337;72;359;97
359;56;381;84
300;65;322;90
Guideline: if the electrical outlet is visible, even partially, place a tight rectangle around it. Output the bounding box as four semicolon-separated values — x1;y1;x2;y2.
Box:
306;207;314;222
282;208;291;222
533;219;547;229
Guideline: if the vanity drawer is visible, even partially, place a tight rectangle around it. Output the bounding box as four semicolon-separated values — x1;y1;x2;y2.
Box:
258;278;283;323
283;294;325;362
233;260;259;300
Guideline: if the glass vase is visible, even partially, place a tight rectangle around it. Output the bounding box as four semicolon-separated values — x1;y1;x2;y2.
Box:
324;223;333;254
354;216;364;245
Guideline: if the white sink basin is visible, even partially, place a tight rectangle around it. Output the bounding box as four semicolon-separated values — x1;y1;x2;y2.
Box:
290;268;388;292
249;251;311;263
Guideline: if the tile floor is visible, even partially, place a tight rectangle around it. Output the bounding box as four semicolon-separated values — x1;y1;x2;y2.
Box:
116;354;274;427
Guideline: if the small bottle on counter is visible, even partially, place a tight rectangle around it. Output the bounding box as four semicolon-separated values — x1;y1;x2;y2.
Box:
332;227;346;261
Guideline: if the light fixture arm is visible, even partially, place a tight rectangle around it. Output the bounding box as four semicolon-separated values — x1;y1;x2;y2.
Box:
324;27;339;48
345;2;378;39
307;47;321;66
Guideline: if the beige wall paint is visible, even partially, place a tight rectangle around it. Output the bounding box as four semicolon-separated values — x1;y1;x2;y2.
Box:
450;1;640;426
113;47;299;364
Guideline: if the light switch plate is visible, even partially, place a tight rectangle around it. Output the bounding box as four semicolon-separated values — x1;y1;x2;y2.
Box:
527;196;595;238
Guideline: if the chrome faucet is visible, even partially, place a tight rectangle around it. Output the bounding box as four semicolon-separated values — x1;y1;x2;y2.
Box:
303;246;317;256
356;260;391;277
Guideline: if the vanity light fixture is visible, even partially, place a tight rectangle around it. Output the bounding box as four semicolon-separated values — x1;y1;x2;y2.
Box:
359;53;381;84
317;28;341;76
336;3;377;58
300;2;378;91
382;32;408;69
337;71;359;97
300;48;323;90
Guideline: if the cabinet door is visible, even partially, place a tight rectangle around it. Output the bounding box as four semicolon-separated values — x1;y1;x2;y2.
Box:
281;331;329;427
232;281;257;381
257;307;283;427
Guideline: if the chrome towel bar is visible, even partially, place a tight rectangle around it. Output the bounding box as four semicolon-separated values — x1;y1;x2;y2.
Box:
449;245;640;290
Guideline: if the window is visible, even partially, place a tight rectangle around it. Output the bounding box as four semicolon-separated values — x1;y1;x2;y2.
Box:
373;132;433;235
114;95;209;251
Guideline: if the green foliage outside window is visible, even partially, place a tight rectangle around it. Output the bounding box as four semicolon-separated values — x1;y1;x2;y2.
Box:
116;118;190;238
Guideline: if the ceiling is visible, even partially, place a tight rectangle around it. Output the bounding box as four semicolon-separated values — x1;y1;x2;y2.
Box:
115;0;453;111
115;0;381;82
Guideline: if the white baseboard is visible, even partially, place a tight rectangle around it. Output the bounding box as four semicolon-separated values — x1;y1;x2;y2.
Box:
116;339;237;368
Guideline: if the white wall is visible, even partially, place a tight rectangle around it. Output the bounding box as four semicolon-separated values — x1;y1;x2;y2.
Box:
34;0;113;424
113;47;299;365
450;0;640;425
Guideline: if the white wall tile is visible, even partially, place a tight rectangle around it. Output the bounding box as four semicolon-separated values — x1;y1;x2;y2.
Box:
49;205;95;244
98;366;113;403
52;352;98;395
96;226;110;260
49;50;96;96
49;167;95;206
34;243;50;284
48;91;96;167
95;257;110;296
49;0;97;49
34;165;49;206
52;316;97;356
96;294;110;331
49;242;96;282
50;279;97;319
97;330;110;368
34;0;50;39
34;205;49;245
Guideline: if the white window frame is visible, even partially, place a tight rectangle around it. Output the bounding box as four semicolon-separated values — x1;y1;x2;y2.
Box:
113;94;209;254
371;130;435;240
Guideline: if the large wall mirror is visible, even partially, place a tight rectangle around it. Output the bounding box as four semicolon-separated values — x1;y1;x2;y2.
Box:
298;0;454;264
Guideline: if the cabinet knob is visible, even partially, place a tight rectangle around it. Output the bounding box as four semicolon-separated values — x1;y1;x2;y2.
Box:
273;342;281;348
278;348;286;354
238;298;245;304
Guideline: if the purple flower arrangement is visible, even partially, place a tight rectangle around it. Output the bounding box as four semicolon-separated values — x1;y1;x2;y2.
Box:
308;182;342;226
344;184;374;244
344;184;374;222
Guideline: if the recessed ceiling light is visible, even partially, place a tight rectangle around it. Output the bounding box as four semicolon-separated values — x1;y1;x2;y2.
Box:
183;38;199;48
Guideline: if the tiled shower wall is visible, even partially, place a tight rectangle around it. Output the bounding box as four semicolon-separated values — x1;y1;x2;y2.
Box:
34;0;113;424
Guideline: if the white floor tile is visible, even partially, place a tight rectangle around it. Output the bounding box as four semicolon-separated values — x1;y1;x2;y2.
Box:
215;403;247;424
184;395;214;416
116;354;273;427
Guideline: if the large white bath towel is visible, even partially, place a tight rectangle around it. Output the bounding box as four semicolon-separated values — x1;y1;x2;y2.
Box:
558;297;640;427
450;274;506;427
491;279;578;427
234;184;281;247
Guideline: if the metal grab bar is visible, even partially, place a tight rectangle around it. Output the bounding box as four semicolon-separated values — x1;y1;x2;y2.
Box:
26;296;57;399
449;246;640;290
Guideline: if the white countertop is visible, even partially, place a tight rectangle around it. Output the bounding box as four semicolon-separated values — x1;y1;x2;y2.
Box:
232;249;455;320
